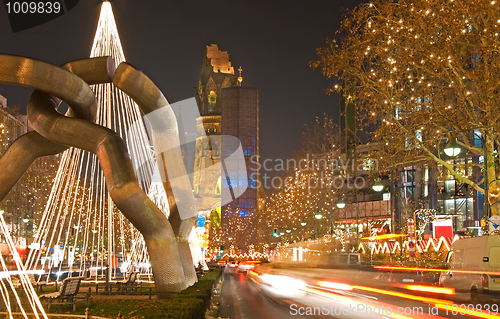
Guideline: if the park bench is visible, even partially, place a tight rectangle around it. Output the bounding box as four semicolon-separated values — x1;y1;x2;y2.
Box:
27;273;48;292
196;266;205;277
39;276;89;311
115;271;139;291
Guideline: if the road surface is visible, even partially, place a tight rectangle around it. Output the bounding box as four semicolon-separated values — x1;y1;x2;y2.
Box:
217;266;494;319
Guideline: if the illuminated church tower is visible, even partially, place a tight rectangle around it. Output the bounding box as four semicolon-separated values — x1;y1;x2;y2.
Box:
193;45;237;213
193;44;260;252
196;44;238;116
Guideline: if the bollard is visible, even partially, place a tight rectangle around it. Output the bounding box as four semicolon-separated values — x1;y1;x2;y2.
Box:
88;287;92;297
104;264;110;294
149;287;152;299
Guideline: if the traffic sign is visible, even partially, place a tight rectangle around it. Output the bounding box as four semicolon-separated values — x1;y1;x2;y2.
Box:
408;238;416;261
489;215;500;233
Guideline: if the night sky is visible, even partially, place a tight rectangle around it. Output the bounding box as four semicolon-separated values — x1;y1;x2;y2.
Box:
0;0;365;172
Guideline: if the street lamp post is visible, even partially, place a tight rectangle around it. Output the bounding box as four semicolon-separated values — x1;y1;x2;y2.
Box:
300;222;307;242
444;135;490;234
482;136;490;231
355;188;360;251
314;211;322;239
371;178;385;256
337;198;347;251
22;217;29;241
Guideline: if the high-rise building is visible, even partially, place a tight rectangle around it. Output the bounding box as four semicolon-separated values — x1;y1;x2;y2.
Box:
221;86;259;247
0;95;27;156
0;94;59;237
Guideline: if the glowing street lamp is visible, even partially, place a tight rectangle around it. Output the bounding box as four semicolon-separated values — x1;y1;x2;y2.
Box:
336;198;346;209
315;212;323;219
300;222;307;226
372;179;384;192
444;137;461;157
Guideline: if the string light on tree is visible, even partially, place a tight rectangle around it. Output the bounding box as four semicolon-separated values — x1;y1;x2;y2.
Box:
312;0;500;218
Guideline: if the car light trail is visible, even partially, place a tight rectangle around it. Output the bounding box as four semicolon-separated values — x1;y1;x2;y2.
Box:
361;233;407;240
351;285;454;306
317;281;353;291
305;287;447;319
260;274;307;294
401;285;455;295
375;265;500;276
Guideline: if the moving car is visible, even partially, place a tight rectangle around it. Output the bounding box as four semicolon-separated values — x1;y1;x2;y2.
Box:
439;236;500;302
319;252;361;268
237;261;261;272
374;269;439;285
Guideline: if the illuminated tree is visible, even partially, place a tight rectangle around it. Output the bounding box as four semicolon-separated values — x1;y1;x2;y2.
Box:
296;114;341;157
312;0;500;216
263;115;342;243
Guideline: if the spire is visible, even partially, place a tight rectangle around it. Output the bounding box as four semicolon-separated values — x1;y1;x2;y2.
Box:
90;1;125;64
237;66;243;86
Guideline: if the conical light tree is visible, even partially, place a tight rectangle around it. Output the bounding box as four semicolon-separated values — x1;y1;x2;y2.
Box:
26;1;196;294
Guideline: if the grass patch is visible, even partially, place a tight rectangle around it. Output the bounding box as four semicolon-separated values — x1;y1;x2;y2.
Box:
50;268;222;319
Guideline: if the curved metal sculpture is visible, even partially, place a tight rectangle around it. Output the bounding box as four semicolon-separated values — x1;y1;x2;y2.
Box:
0;54;189;298
0;55;113;199
113;62;198;286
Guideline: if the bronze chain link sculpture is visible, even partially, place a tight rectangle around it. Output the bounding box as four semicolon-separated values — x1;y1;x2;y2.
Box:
0;54;196;298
